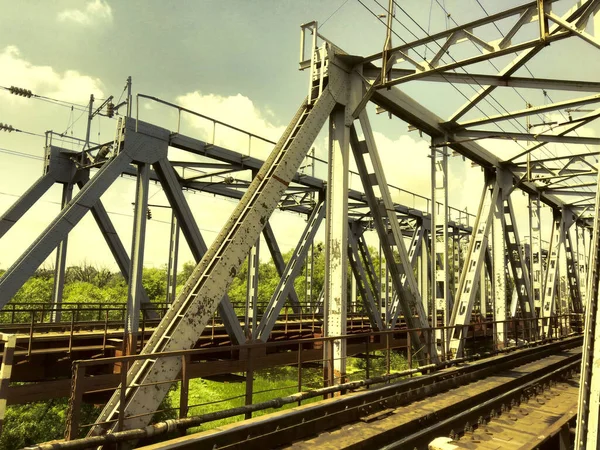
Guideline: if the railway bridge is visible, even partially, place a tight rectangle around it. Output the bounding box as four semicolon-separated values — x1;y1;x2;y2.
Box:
2;1;600;448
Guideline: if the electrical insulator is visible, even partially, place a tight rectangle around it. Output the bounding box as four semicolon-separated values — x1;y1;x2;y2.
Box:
223;176;235;184
106;102;114;118
8;86;33;98
147;209;152;220
0;123;14;132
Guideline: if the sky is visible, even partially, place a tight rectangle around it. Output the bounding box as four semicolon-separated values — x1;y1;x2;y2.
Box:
0;0;597;275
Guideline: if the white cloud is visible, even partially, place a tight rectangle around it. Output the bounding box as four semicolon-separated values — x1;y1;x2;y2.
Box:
0;46;105;103
176;91;285;161
58;0;113;25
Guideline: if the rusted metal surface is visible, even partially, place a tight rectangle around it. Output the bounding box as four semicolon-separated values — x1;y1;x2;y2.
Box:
127;337;581;450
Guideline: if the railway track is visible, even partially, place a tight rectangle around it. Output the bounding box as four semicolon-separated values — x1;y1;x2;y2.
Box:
135;335;582;450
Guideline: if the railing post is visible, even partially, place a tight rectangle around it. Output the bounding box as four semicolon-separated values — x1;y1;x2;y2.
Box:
245;346;253;419
66;363;86;440
103;309;109;355
407;331;412;372
68;314;75;354
297;341;303;406
180;354;190;419
365;335;370;381
27;311;34;358
385;333;391;377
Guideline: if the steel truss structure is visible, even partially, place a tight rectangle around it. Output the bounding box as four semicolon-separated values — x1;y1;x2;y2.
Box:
1;0;600;445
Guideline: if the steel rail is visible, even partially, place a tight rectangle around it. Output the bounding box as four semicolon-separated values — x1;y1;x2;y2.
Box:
30;336;580;449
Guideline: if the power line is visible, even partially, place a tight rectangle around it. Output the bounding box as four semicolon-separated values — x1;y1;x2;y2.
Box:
320;0;351;28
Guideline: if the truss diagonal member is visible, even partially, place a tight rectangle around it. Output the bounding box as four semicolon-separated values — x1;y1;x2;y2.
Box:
508;108;600;162
388;224;424;330
356;231;381;300
90;68;345;433
454;93;600;130
254;201;325;341
449;177;498;357
153;157;244;345
262;223;303;313
350;114;438;363
541;212;564;337
575;153;600;450
564;225;583;313
0;150;134;306
448;3;586;123
81;180;156;318
547;11;600;50
0;172;54;239
348;224;384;331
502;195;535;319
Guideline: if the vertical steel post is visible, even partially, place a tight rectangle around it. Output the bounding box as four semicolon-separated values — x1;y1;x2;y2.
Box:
493;185;506;349
419;228;430;321
323;106;349;385
124;163;150;355
51;183;73;323
245;239;260;339
431;138;449;341
529;195;543;315
166;211;180;304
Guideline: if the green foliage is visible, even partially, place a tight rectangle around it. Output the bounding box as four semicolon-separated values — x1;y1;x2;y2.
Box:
0;399;100;450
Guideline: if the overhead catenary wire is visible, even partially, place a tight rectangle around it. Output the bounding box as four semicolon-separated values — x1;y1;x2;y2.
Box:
358;0;533;155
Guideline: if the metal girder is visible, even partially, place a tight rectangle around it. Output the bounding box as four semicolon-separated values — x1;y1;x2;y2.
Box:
454;130;600;147
449;177;498;357
261;223;303;313
323;106;349;382
547;11;600;50
348;224;384;331
541;212;564;337
0;172;54;239
82;180;155;316
387;224;424;330
508;108;600;163
575;140;600;449
362;67;600;92
245;239;259;339
254;201;325;342
446;2;587;123
529;195;544;312
350;110;438;363
502;195;535;319
165;212;179;304
91;56;346;433
153;157;244;345
0;150;136;305
50;183;72;323
564;227;583;313
431;139;450;333
455;93;600;130
124;163;150;354
368;85;567;212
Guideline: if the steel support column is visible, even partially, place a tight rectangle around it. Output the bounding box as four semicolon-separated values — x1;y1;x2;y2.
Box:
50;183;73;323
449;175;498;357
261;223;303;313
124;163;150;355
431;138;450;339
165;212;179;304
575;128;600;449
541;212;563;337
492;183;507;348
323;106;349;384
529;195;543;315
245;239;259;340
